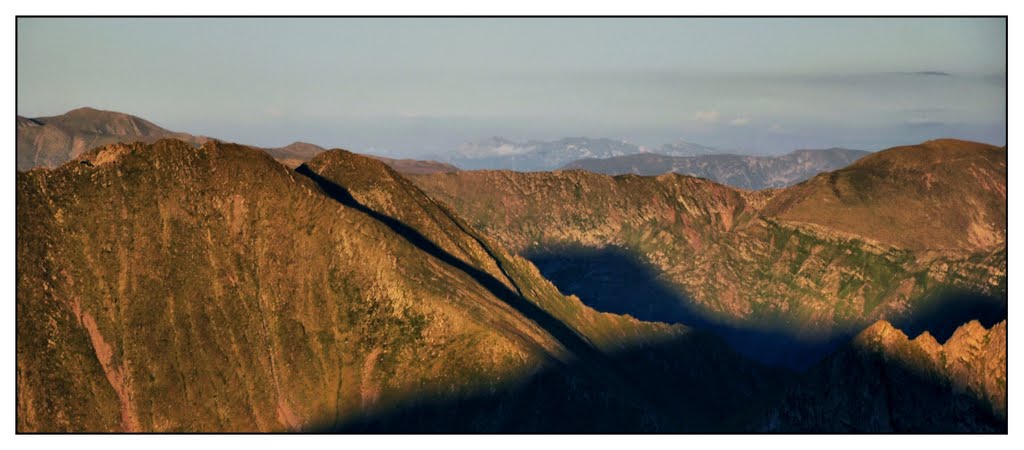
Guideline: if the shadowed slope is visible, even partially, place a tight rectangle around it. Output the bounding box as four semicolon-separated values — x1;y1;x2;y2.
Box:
748;319;1006;432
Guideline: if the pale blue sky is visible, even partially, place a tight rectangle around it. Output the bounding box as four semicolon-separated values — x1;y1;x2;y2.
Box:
17;18;1006;155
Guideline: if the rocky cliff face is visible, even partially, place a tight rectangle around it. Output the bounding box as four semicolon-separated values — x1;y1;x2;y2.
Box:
753;319;1006;432
16;139;784;432
409;140;1006;368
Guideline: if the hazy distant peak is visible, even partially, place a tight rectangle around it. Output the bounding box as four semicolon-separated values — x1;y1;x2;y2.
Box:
449;136;649;171
656;140;724;157
16;107;207;171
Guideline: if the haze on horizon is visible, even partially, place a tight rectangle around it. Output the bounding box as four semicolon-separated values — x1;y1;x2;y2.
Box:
16;17;1006;156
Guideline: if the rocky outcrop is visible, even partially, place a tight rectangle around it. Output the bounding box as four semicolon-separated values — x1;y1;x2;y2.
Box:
753;319;1006;432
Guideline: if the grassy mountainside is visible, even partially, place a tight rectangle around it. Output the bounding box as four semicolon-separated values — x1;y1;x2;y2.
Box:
17;139;787;432
410;140;1006;368
562;148;870;189
764;139;1006;252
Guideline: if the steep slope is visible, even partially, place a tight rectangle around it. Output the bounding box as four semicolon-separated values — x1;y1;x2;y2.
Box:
410;140;1006;368
763;139;1006;252
562;148;869;189
17;139;782;432
16;107;208;170
751;319;1006;432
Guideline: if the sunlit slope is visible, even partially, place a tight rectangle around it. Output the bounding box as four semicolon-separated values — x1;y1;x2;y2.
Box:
764;139;1006;252
17;139;781;432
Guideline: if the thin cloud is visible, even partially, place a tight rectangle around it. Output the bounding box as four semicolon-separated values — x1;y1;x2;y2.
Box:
694;110;720;124
729;116;752;126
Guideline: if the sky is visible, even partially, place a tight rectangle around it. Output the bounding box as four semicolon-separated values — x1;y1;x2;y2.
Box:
17;18;1006;156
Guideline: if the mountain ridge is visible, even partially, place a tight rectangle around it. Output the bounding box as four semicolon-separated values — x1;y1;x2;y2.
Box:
561;148;870;190
16;108;458;175
16;107;210;170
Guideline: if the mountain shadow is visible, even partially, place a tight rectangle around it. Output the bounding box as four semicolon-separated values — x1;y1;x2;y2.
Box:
743;321;1007;433
522;245;848;369
522;245;1006;370
313;329;791;433
310;323;1004;433
892;289;1007;343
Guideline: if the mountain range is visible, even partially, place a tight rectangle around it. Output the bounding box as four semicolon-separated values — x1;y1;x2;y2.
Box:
19;108;872;191
562;148;870;189
16;108;457;175
440;137;863;187
14;110;1008;433
443;137;649;171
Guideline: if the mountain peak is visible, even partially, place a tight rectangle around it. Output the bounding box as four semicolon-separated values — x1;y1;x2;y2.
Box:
853;320;907;346
17;109;207;171
764;138;1006;252
64;106;104;114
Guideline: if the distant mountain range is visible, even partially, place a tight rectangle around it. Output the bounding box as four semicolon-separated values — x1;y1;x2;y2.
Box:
15;108;456;175
562;148;870;190
443;137;748;172
444;137;649;171
442;137;869;189
18;108;872;191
